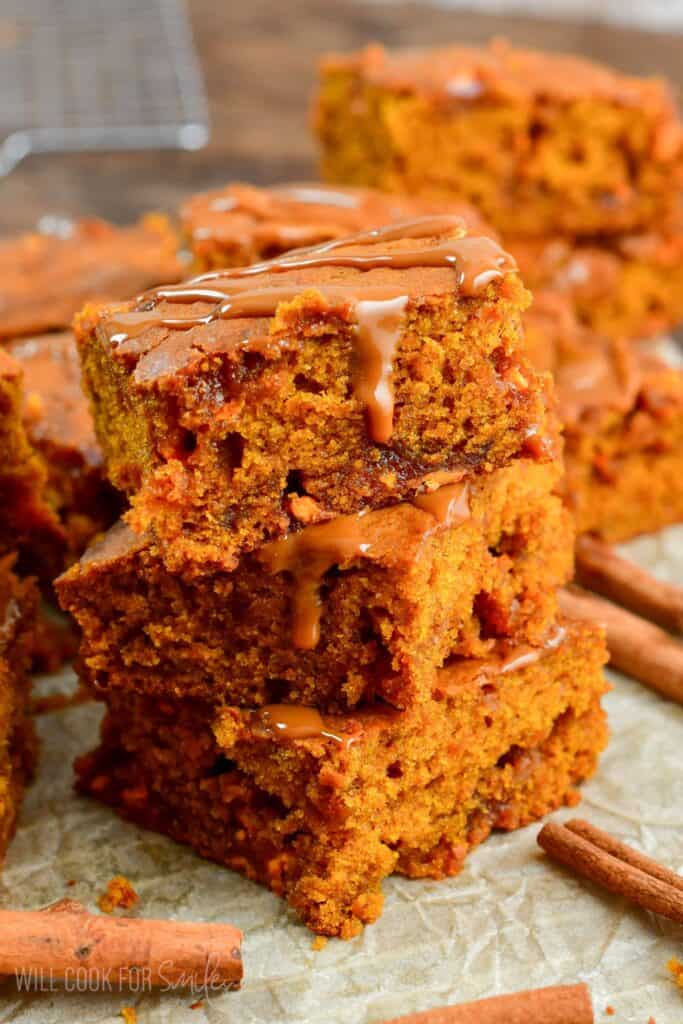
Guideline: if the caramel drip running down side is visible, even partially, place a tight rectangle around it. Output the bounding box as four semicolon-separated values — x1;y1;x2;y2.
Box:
413;480;470;525
438;623;569;696
105;216;517;444
250;704;353;747
259;512;373;649
259;482;471;650
353;295;409;443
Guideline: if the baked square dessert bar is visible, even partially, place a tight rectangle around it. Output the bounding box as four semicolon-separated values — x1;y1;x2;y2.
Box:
57;460;573;711
559;344;683;542
508;227;683;343
0;349;64;569
75;617;608;937
0;556;38;862
315;41;683;239
524;293;683;541
0;215;183;340
75;214;557;571
180;181;492;271
7;333;121;566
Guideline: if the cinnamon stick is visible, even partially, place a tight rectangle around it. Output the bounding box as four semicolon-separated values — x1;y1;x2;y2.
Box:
575;536;683;634
538;820;683;924
381;983;593;1023
564;820;683;894
0;900;242;989
558;585;683;704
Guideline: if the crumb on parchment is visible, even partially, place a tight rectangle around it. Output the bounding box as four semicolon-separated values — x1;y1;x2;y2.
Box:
98;875;139;914
669;957;683;989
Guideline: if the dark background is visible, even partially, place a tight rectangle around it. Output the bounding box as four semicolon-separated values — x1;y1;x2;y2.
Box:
2;0;682;233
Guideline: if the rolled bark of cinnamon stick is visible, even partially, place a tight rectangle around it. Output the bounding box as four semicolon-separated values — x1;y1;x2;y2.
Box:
0;902;242;989
538;822;683;924
565;820;683;894
575;536;683;634
381;983;593;1024
558;585;683;704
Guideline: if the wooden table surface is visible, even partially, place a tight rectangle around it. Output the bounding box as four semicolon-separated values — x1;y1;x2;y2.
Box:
1;0;681;233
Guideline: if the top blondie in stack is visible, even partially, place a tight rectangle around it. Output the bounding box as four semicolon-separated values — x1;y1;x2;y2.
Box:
60;204;609;935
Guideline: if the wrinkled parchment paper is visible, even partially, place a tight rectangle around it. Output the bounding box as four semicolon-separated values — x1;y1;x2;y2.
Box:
2;387;683;1023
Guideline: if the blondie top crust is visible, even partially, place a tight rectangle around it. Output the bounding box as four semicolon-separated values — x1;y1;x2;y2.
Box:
180;181;494;271
0;350;64;568
77;215;557;571
0;557;38;862
0;215;183;340
7;333;121;565
508;226;683;343
57;460;572;711
76;618;608;937
315;41;683;238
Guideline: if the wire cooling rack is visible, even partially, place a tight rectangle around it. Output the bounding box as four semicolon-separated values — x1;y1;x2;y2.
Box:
0;0;208;175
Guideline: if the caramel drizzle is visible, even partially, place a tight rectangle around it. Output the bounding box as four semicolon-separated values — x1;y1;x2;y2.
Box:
106;216;515;443
249;704;354;747
498;623;567;674
438;623;569;696
259;481;470;650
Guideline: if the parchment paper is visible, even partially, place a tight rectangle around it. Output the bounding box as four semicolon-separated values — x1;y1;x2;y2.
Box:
1;495;682;1023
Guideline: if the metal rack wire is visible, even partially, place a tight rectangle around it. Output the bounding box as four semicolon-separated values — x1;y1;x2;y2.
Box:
0;0;208;176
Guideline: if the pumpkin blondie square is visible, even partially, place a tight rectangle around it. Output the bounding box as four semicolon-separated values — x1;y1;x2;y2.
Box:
315;41;683;239
0;349;65;572
7;333;121;567
75;214;557;572
0;557;38;862
180;181;492;271
524;292;683;541
0;215;182;340
75;617;608;937
57;459;572;711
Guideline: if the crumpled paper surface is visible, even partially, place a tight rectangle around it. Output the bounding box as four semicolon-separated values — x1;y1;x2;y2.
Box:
1;540;682;1023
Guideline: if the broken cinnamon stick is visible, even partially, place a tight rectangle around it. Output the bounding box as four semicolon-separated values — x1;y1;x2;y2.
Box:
0;900;242;989
381;983;593;1023
558;585;683;704
538;819;683;924
576;536;683;634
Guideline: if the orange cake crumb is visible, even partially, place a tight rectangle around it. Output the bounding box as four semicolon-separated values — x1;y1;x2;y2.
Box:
669;957;683;989
98;875;140;915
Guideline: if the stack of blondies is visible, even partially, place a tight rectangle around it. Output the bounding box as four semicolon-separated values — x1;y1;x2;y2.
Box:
58;212;609;937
